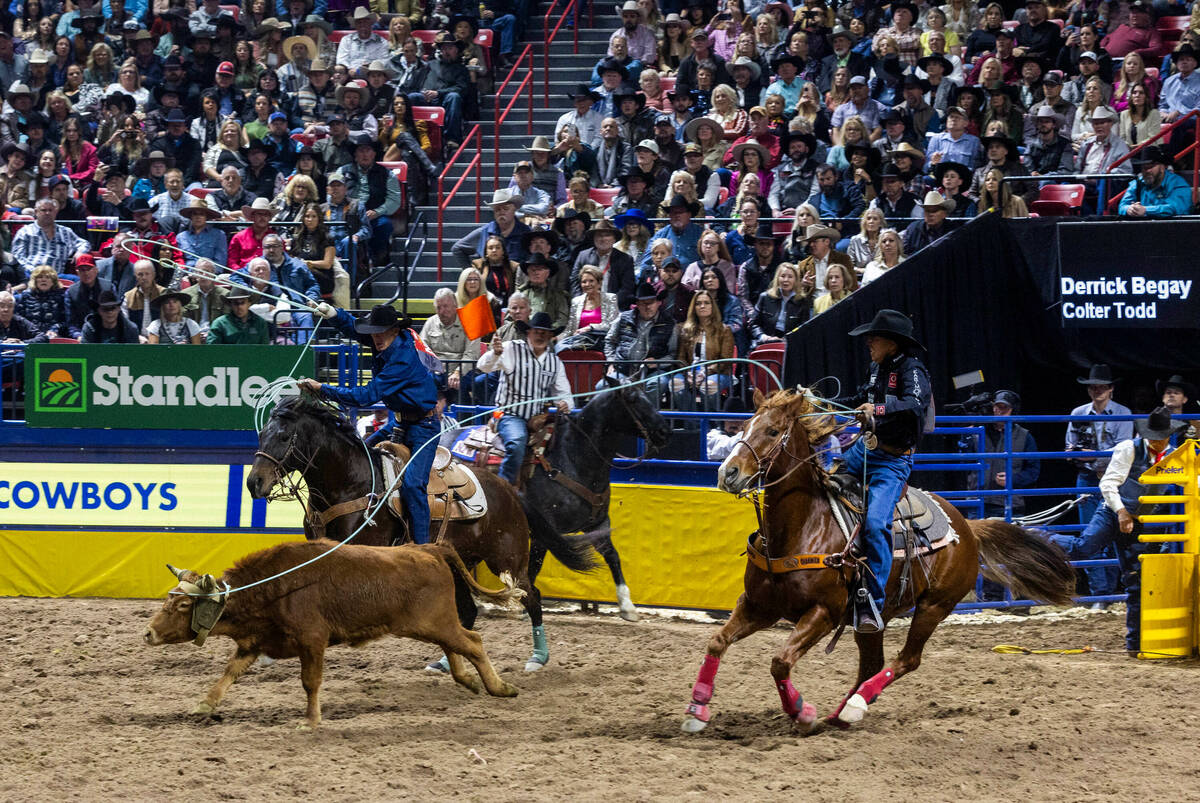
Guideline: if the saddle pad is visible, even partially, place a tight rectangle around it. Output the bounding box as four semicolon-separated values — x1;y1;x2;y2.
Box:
379;451;488;522
826;485;958;558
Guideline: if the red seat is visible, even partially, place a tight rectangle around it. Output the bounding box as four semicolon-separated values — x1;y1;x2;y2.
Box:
291;132;316;146
588;187;619;206
1029;183;1085;216
1001;20;1018;31
772;219;793;237
188;187;216;199
219;4;238;20
48;337;79;344
411;29;438;57
747;343;785;393
390;163;408;215
717;186;729;206
1050;18;1064;30
56;278;74;288
659;75;676;93
412;106;445;154
474;29;494;71
1158;16;1191;33
1146;67;1159;82
558;350;607;396
328;30;359;44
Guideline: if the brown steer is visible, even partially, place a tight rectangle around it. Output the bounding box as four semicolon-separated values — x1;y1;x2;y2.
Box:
145;539;522;728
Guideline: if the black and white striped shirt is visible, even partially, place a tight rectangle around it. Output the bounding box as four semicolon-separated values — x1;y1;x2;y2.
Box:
477;340;572;420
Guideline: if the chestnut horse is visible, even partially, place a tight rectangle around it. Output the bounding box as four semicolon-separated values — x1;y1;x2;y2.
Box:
681;388;1075;733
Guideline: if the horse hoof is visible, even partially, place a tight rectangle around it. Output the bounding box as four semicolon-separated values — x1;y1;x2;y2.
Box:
618;607;641;622
681;715;708;733
524;658;547;672
796;701;818;726
616;585;639;621
253;655;275;668
494;682;519;698
188;696;214;715
837;693;868;724
425;656;450;674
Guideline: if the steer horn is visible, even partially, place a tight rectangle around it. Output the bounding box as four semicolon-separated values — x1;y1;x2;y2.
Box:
166;564;187;580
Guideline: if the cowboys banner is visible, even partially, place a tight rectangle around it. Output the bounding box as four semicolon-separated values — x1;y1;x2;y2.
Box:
1057;220;1200;328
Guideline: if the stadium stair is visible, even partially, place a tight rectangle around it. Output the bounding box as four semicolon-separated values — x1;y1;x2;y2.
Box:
363;8;622;315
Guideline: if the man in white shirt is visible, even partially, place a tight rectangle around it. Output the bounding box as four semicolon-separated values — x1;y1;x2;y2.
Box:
476;311;572;487
420;287;481;403
557;84;604;152
336;7;390;73
1049;407;1182;653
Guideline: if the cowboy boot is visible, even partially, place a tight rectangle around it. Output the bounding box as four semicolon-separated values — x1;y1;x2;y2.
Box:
852;586;884;634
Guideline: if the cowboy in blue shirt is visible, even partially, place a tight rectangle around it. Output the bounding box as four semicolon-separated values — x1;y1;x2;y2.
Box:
1118;145;1193;219
834;309;932;633
639;194;703;273
301;304;440;545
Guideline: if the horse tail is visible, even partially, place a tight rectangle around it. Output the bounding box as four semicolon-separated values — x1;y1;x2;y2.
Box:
437;545;526;611
970;519;1076;605
521;497;599;574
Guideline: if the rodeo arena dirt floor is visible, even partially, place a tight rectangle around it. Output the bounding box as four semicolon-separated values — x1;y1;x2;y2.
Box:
2;599;1198;803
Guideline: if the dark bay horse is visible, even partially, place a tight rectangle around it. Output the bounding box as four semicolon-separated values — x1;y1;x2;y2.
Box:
246;396;596;672
522;380;672;621
681;388;1075;733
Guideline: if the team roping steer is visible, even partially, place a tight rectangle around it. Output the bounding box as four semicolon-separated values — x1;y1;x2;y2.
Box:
144;539;523;728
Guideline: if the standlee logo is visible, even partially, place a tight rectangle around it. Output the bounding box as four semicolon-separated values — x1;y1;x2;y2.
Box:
90;366;293;408
34;357;88;413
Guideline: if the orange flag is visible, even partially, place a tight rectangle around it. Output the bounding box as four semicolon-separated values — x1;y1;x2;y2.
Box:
457;294;497;341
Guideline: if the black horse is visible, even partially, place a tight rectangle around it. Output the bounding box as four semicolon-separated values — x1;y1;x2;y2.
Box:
246;395;596;672
520;379;672;621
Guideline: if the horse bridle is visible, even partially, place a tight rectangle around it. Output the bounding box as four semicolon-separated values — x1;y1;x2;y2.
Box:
253;433;319;502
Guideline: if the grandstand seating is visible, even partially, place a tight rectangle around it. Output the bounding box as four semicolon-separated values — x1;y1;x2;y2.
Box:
1030;184;1086;217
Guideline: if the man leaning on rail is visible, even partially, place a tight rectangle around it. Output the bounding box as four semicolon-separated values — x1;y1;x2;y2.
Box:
301;303;439;546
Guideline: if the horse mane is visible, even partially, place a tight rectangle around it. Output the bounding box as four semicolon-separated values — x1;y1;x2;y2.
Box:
273;394;364;446
758;387;847;448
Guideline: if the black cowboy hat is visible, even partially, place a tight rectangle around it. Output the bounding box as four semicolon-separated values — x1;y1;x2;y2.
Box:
889;1;918;18
3;141;34;162
522;226;561;251
523;252;559;276
663;193;700;216
931;160;971;183
596;57;629;80
916;53;953;75
150;290;191;309
354;304;409;334
952;84;986;109
979;133;1018;156
844;141;882;173
1132;144;1173;168
878;161;905;180
666;87;697;101
780;129;817;154
1156;374;1197;399
97;289;122;310
1173;43;1199;62
617;169;653;190
634;279;663;301
848;309;924;351
448;14;479;37
515;311;565;335
1015;53;1049;73
566;83;601;101
104;91;137;115
552;209;590;235
770;53;805;72
611;89;646;110
901;73;930;93
1136;406;1185;441
128;197;153;213
1077;363;1118;385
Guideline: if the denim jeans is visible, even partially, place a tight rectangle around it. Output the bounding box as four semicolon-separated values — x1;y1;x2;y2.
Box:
398;416;441;544
487;14;516;55
496;413;528;485
1049;505;1160;651
1077;470;1119;594
840;439;913;606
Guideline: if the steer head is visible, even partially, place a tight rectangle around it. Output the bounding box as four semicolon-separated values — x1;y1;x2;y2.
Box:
145;565;228;647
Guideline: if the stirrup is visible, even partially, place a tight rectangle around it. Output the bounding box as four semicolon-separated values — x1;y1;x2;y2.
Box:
852;587;884;634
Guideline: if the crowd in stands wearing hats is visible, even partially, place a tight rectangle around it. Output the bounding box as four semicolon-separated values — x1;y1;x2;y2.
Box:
0;0;528;344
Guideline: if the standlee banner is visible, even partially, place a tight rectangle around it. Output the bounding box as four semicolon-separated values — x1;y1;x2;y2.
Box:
23;345;313;429
1057;220;1200;328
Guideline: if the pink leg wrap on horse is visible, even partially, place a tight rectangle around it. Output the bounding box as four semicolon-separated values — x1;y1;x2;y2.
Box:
691;654;720;704
776;679;802;717
855;668;895;704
